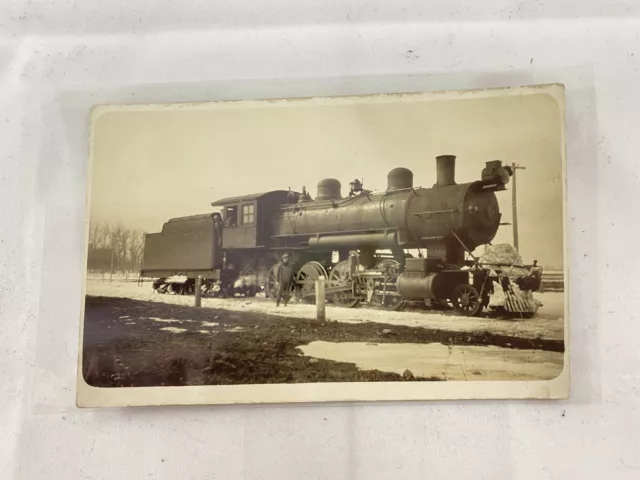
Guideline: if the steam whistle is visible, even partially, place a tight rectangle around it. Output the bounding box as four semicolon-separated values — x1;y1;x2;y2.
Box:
299;185;312;202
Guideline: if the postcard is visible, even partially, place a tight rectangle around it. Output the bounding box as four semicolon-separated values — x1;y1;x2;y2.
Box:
77;83;569;407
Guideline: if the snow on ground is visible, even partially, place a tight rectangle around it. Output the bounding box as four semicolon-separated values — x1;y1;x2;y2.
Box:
159;327;187;334
148;317;194;324
86;279;565;341
86;272;139;282
298;341;564;381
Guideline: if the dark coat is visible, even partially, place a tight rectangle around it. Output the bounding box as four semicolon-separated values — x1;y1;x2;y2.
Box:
276;262;295;286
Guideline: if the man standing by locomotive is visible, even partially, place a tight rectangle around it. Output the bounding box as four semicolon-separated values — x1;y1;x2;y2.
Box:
528;260;544;292
275;252;295;307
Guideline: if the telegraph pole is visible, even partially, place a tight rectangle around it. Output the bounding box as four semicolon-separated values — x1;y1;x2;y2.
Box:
511;163;526;252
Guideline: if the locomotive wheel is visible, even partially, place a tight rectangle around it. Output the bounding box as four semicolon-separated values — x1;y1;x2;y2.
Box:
332;295;360;308
153;279;168;294
265;264;280;298
296;261;328;304
328;261;351;282
328;261;360;308
371;296;405;311
369;289;405;311
365;269;404;311
451;285;483;317
178;282;195;295
201;282;212;297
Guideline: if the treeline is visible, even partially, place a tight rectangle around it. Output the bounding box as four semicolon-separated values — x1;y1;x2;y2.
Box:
87;221;145;273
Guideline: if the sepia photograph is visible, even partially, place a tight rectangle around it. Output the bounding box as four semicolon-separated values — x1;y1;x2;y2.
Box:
77;84;568;407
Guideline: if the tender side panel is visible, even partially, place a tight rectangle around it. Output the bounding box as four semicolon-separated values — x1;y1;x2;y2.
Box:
141;226;219;272
162;216;216;234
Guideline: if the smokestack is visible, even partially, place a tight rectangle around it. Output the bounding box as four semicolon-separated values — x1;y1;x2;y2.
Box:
435;155;456;187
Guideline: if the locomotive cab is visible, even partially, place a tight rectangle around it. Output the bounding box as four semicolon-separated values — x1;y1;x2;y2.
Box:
211;191;294;249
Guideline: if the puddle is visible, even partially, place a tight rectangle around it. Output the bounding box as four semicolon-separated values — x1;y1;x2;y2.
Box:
198;330;215;335
160;327;187;334
298;341;563;381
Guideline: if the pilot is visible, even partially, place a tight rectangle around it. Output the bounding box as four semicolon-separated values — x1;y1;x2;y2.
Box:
275;253;295;307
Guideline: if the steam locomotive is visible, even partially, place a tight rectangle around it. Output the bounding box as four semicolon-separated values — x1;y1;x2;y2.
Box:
139;155;539;316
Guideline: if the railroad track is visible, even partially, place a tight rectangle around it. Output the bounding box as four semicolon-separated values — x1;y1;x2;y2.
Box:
541;271;565;293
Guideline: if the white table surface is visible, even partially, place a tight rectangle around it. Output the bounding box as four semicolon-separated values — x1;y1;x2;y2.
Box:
1;1;639;478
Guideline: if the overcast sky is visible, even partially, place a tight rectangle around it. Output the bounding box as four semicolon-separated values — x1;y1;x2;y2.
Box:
90;91;564;268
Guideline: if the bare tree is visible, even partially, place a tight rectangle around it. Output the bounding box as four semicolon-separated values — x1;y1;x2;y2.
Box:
108;222;131;273
128;230;144;272
89;221;105;253
87;221;148;277
103;223;113;249
87;221;116;274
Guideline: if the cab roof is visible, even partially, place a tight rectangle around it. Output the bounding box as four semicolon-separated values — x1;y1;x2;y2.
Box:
210;190;293;207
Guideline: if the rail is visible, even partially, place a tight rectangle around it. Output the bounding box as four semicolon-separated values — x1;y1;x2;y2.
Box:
541;271;565;293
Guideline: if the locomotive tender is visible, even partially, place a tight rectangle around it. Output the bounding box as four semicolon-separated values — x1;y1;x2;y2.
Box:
140;155;527;316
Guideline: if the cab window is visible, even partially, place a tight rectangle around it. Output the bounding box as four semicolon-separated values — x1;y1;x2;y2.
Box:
225;206;238;226
242;204;255;225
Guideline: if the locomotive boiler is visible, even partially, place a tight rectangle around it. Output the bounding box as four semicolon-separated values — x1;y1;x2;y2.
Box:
270;155;506;266
139;154;541;316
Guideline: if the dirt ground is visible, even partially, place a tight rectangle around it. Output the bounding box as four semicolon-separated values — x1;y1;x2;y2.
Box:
82;295;565;388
